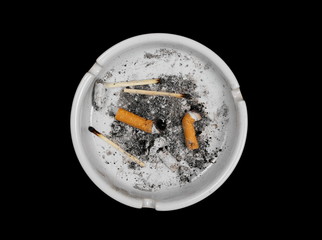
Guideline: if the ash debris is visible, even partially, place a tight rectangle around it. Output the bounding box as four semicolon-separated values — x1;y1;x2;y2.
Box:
109;74;218;184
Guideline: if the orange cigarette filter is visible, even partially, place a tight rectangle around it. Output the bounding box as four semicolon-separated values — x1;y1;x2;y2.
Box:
182;111;201;150
115;108;154;133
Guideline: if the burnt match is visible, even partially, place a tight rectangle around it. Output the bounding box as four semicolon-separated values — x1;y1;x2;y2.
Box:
123;88;188;98
104;78;160;88
88;126;145;167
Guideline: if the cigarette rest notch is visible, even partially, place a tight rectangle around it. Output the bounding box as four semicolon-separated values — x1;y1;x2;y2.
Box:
142;198;156;208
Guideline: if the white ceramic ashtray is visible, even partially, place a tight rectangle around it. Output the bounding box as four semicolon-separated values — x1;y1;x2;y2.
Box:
70;33;247;210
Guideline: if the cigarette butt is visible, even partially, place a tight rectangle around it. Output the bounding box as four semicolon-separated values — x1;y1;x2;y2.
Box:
115;108;158;133
157;150;179;172
182;111;201;150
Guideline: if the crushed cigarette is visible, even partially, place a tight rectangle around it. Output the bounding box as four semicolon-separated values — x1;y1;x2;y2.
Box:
88;126;145;167
104;78;160;88
92;80;106;111
123;88;188;98
157;150;179;172
182;111;202;150
115;108;159;134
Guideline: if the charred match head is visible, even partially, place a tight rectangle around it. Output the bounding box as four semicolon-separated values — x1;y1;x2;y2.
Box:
88;126;100;136
182;94;192;99
158;77;165;85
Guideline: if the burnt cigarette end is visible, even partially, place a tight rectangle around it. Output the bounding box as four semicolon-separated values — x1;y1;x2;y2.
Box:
155;119;167;131
88;126;99;136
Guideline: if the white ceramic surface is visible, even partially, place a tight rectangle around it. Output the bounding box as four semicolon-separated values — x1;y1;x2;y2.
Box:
70;33;247;210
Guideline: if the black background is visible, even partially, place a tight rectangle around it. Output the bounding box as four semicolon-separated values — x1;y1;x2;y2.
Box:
8;7;303;235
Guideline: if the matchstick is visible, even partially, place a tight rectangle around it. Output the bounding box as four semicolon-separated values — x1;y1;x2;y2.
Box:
123;88;187;98
182;111;202;150
115;108;159;134
88;126;145;167
104;78;160;88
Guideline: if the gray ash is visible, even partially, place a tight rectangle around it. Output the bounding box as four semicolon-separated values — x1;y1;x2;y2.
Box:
108;74;216;182
144;49;178;59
